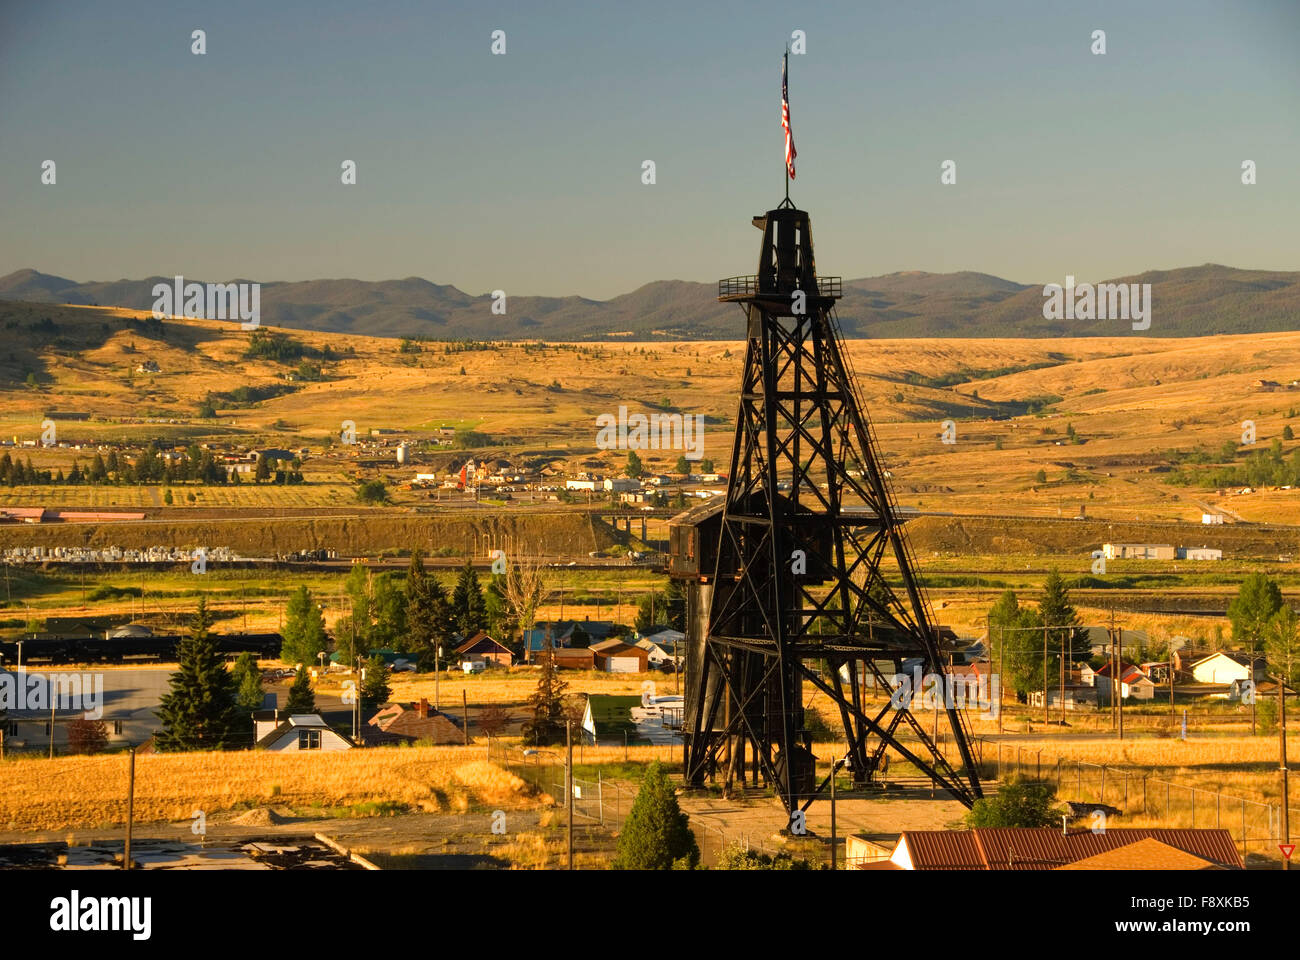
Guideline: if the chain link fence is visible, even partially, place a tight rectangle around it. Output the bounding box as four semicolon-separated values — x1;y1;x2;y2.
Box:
487;740;641;831
972;736;1298;859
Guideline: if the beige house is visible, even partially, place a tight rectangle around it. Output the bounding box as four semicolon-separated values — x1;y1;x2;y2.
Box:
1102;543;1176;560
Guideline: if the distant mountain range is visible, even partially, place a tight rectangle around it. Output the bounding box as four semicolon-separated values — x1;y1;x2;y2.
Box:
2;265;1297;339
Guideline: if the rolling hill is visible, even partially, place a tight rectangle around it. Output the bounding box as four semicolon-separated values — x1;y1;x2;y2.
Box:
1;264;1298;340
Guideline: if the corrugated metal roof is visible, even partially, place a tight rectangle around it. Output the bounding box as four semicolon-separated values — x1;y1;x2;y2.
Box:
900;828;1241;870
1062;828;1241;869
972;827;1071;869
899;831;985;870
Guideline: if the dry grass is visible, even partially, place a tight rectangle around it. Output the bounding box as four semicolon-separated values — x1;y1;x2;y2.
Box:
977;734;1299;804
379;667;664;706
0;746;539;832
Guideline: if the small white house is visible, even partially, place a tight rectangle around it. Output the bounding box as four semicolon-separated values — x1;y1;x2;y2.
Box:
255;714;353;752
1201;513;1225;525
634;629;685;669
1096;663;1156;701
1190;653;1252;685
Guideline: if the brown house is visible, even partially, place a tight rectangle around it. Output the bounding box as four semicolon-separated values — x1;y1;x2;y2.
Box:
589;639;649;673
455;631;513;667
547;647;596;670
363;699;465;745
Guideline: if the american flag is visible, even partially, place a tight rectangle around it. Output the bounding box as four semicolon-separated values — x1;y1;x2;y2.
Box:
782;53;796;180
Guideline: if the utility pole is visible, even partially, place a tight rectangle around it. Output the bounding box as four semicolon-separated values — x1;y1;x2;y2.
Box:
830;757;844;870
1109;613;1117;733
1170;648;1176;717
1117;626;1124;741
49;702;55;759
997;622;1005;735
1279;677;1290;871
1251;656;1259;736
1042;624;1049;724
124;747;135;870
1059;628;1066;725
353;655;361;743
463;689;469;746
566;719;574;870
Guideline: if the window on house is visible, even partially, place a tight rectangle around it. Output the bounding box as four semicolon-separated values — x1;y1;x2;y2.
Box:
113;720;124;735
298;730;321;750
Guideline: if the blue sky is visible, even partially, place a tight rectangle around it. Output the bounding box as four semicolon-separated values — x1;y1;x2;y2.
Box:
1;0;1296;298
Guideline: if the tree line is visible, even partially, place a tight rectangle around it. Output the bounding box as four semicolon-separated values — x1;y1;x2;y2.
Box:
989;569;1300;696
0;444;303;488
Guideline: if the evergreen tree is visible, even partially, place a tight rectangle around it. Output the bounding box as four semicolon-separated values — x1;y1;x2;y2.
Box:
405;556;453;670
1035;568;1091;668
232;652;265;710
663;578;686;632
281;585;327;665
341;562;373;661
452;560;486;637
613;761;700;870
635;590;664;634
521;636;570;746
285;665;316;714
368;572;408;650
360;654;391;714
987;589;1039;698
1228;573;1283;651
155;599;241;751
484;572;510;639
625;450;643;479
405;549;437;656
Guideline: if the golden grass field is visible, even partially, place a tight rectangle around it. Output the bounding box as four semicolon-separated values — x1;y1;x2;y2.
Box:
0;746;536;832
1;303;1298;523
0;738;684;835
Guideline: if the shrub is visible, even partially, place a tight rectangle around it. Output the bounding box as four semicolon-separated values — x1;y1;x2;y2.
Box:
716;845;820;870
613;761;700;870
965;777;1064;828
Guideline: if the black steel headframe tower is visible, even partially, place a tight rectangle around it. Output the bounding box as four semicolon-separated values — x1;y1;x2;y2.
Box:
677;200;982;819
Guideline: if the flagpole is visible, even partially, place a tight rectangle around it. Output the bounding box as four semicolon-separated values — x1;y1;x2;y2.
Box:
784;50;790;203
